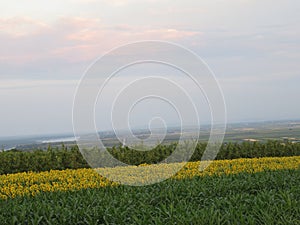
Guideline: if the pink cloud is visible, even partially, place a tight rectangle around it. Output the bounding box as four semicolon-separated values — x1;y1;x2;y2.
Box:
139;28;200;40
53;27;201;62
0;17;50;38
0;16;202;64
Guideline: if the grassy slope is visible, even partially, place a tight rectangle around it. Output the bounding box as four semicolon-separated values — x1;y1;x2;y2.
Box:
0;169;299;225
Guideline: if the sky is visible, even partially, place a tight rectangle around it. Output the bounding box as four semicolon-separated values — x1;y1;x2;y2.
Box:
0;0;299;137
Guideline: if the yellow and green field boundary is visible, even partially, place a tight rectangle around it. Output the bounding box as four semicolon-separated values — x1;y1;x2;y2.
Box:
1;156;299;200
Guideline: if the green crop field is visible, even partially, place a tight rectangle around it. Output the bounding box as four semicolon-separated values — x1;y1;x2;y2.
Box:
0;141;300;224
0;169;299;224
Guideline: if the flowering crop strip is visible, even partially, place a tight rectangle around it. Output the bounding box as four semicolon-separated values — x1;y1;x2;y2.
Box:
0;156;299;200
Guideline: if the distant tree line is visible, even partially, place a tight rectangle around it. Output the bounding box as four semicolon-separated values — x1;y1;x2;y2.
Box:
0;140;299;175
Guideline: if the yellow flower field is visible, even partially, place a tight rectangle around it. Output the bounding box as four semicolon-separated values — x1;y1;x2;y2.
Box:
0;156;299;200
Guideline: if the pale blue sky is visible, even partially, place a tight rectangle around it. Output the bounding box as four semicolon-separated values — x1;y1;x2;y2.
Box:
0;0;299;137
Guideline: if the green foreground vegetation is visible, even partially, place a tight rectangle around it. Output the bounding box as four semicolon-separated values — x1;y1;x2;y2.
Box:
1;140;300;174
1;140;299;224
0;169;299;224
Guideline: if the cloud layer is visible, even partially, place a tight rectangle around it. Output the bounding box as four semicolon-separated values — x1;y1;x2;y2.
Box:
0;0;299;136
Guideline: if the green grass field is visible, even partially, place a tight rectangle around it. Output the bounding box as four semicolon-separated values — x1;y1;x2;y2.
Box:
1;169;299;225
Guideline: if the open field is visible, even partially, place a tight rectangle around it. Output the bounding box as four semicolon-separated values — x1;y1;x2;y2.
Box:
2;120;300;151
1;156;299;199
0;168;299;224
0;120;299;224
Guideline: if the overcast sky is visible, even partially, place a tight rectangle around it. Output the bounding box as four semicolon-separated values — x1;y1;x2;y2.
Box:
0;0;299;137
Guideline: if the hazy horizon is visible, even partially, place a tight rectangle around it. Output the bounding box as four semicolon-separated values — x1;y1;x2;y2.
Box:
1;118;300;140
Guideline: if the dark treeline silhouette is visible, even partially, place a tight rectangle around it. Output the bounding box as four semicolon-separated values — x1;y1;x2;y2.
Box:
0;140;299;175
